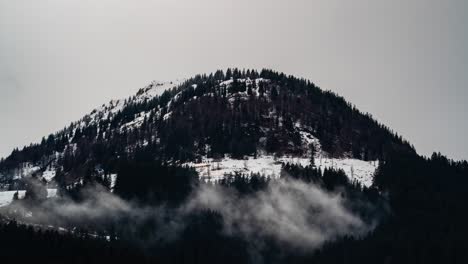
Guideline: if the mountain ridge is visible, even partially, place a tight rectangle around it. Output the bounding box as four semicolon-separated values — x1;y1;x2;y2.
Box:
0;69;415;190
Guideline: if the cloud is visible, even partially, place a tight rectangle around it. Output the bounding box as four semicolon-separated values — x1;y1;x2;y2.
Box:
185;178;370;250
2;178;376;254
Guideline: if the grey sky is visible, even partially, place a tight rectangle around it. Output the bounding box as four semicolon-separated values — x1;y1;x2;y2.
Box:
0;0;467;160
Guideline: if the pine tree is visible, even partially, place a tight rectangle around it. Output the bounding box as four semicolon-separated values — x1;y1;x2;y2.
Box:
309;143;316;167
12;191;19;201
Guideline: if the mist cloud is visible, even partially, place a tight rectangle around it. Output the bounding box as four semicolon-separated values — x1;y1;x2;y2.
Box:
186;179;370;250
3;178;376;252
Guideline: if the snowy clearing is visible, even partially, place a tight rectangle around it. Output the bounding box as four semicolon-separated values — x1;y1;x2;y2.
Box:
185;155;378;187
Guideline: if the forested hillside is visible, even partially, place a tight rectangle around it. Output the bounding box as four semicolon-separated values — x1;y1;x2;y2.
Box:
0;69;414;189
0;69;465;263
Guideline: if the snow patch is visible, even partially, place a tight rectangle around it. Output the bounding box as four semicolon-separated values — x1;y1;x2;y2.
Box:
185;155;378;187
110;174;118;191
0;189;58;207
42;170;56;182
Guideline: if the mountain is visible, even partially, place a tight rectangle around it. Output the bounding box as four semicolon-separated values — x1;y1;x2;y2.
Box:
0;69;414;191
1;69;467;264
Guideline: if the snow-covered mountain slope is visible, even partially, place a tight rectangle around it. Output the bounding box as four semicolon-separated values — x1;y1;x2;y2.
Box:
0;69;415;192
0;80;185;188
75;79;185;131
185;128;378;187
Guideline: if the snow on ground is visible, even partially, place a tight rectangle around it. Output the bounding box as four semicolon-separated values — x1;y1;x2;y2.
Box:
110;174;118;191
136;80;185;103
0;189;58;207
47;189;57;198
185;127;378;187
3;162;60;183
42;170;56;182
0;191;26;207
77;79;186;131
187;156;283;181
315;157;378;188
185;155;378;187
121;110;153;131
10;163;41;180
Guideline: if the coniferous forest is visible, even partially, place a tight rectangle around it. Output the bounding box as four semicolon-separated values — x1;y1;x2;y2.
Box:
0;69;466;263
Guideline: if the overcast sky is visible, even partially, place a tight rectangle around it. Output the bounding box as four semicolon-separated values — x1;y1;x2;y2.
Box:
0;0;467;160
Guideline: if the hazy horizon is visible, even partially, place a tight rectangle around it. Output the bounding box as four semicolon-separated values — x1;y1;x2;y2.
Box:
1;0;467;160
